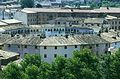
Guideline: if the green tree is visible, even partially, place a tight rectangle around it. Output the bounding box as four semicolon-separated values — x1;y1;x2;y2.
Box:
37;62;51;79
3;62;23;79
101;49;120;79
68;49;102;79
49;56;68;79
0;70;4;79
20;54;41;70
20;0;34;8
5;49;120;79
25;65;39;79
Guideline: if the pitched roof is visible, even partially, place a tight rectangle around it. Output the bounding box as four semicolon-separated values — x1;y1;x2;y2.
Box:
101;31;120;43
21;7;120;14
0;50;19;60
84;18;104;24
1;19;22;24
0;34;11;45
5;35;108;46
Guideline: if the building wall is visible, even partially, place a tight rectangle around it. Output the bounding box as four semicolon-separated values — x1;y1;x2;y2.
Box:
3;25;94;37
14;12;28;25
107;19;120;30
80;43;108;55
4;44;80;62
40;45;80;62
4;43;108;62
110;42;120;48
27;13;37;25
37;12;58;24
14;10;120;25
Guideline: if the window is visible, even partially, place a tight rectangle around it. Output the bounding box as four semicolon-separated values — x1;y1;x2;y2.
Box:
115;42;117;45
106;44;108;47
96;44;99;47
74;29;76;32
36;29;39;32
75;45;77;48
89;46;92;49
55;46;57;49
44;46;47;49
64;46;67;49
44;54;47;58
8;44;11;47
45;29;47;31
54;54;57;58
48;29;51;31
24;45;27;48
34;30;35;32
97;24;100;26
18;45;20;48
58;22;60;24
64;54;67;58
112;22;114;24
35;46;37;49
119;26;120;30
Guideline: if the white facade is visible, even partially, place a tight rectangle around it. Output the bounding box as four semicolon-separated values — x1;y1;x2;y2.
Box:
3;24;94;37
4;44;108;62
4;44;80;62
3;35;109;62
14;11;28;25
110;42;120;49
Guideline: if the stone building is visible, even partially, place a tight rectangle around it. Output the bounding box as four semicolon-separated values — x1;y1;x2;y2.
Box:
14;7;120;25
4;35;109;62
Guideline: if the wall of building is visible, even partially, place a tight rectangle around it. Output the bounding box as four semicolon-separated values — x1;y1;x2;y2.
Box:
14;9;120;25
14;12;28;25
27;13;37;25
110;42;120;49
107;19;120;30
4;42;108;62
4;44;80;62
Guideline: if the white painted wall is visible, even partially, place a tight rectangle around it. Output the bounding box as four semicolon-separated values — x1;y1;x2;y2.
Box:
110;42;120;49
40;46;80;62
4;43;109;62
4;44;80;62
14;12;28;25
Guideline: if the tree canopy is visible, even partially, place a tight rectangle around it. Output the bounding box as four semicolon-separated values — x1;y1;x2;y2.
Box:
20;0;34;8
2;49;120;79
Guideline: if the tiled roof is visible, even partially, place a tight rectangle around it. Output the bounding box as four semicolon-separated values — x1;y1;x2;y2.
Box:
0;50;19;59
21;7;120;13
84;18;104;24
101;31;120;43
5;35;108;46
